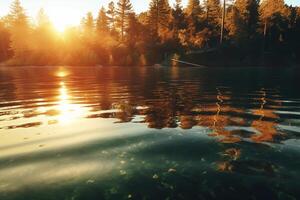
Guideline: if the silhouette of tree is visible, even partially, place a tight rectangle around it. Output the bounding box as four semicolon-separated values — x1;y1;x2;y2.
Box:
260;0;290;51
97;7;109;34
186;0;202;16
116;0;133;41
82;12;95;34
148;0;172;38
32;8;58;64
126;13;141;46
0;18;11;62
227;0;260;44
107;1;118;37
171;0;186;41
205;0;221;27
7;0;31;60
0;0;299;67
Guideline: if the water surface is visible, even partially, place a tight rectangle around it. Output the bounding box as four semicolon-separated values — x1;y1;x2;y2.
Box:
0;66;300;199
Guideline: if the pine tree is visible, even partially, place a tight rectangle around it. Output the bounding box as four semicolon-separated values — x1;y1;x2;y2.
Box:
260;0;289;33
96;7;109;33
260;0;290;46
116;0;133;41
227;0;260;41
36;8;51;28
126;13;141;46
186;0;202;16
33;9;58;64
7;0;31;59
0;19;11;61
260;0;289;21
148;0;171;36
172;0;186;38
185;0;203;35
107;1;117;34
204;0;221;28
82;12;94;33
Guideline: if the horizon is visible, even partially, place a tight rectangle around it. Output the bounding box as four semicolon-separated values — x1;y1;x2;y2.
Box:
0;0;300;31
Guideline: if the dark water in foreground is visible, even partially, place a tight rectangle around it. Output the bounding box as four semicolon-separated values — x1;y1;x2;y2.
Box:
0;66;300;200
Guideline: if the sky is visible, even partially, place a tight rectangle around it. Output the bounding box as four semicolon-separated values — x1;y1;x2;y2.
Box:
0;0;300;31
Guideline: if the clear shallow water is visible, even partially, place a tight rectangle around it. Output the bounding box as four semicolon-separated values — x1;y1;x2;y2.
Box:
0;66;300;200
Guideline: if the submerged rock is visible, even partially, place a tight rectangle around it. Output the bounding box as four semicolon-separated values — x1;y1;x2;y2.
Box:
218;160;278;176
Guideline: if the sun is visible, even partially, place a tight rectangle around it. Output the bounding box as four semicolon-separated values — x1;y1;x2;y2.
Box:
46;6;79;33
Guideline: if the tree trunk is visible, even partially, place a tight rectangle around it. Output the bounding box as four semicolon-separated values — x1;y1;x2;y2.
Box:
220;0;226;44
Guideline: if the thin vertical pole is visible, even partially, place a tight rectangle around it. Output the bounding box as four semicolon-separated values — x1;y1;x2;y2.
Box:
220;0;226;44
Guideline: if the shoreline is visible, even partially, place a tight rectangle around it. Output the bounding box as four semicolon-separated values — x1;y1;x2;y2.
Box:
0;64;298;69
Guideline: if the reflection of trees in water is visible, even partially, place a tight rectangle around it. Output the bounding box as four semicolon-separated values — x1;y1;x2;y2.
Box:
86;86;286;145
250;89;283;143
3;66;286;144
197;88;245;143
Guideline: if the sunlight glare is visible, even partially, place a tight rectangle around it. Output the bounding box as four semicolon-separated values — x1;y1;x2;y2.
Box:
57;82;84;124
46;5;79;33
56;70;69;78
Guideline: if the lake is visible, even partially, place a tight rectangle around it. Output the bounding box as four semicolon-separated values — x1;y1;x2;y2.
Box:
0;66;300;200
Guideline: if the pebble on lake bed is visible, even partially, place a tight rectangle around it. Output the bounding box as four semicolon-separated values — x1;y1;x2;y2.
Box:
86;180;95;184
153;174;159;179
120;160;126;164
168;168;176;173
120;170;127;175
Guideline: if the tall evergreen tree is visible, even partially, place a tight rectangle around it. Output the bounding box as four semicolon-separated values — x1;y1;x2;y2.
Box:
172;0;186;38
126;13;142;46
260;0;290;47
36;8;51;28
107;1;117;34
97;7;109;33
204;0;221;28
148;0;171;37
0;19;11;61
260;0;289;33
186;0;202;16
33;9;58;64
82;12;95;33
227;0;260;41
7;0;31;58
185;0;203;35
260;0;288;21
116;0;133;41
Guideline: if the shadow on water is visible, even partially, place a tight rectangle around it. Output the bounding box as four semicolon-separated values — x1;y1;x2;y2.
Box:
0;66;300;199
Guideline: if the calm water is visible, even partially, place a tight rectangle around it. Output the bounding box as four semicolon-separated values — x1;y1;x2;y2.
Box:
0;66;300;200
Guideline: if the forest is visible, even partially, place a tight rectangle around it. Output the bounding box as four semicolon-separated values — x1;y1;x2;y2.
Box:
0;0;300;67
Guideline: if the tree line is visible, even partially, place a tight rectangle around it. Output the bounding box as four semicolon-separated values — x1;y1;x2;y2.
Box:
0;0;299;66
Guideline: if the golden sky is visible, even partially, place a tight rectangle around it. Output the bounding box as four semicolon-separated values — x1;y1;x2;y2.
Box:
0;0;299;32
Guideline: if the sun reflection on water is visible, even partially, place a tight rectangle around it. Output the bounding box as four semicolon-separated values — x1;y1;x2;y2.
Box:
56;70;70;78
56;81;83;124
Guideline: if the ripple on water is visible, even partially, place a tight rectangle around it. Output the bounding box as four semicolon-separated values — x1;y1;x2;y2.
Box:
0;66;300;199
